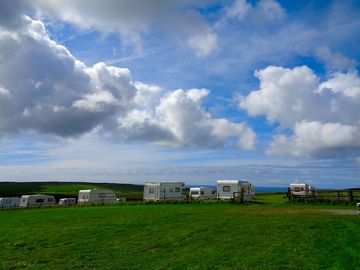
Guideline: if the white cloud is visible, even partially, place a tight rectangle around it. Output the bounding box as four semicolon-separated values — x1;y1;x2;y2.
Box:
187;32;218;57
30;0;218;56
240;65;360;159
0;13;254;150
225;0;252;20
268;121;360;158
224;0;285;23
117;88;256;149
239;66;321;127
0;85;10;96
72;91;117;112
315;47;356;72
319;71;360;98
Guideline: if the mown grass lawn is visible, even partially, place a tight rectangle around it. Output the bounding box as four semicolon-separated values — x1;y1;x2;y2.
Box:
0;195;359;270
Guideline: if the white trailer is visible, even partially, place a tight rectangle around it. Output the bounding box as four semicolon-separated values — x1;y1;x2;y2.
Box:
357;202;360;216
289;183;313;197
20;195;56;207
189;187;216;199
59;198;76;205
143;181;186;201
78;189;116;204
217;180;255;202
0;197;20;209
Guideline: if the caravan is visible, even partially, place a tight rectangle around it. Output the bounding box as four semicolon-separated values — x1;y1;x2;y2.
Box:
143;182;186;201
78;190;116;204
217;180;255;202
288;183;314;197
0;197;20;209
189;187;216;199
59;198;76;205
20;195;56;207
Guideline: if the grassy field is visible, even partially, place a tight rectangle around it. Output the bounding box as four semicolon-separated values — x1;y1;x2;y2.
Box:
0;182;143;198
1;194;359;270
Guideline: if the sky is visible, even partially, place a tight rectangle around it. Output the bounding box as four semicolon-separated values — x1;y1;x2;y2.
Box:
0;0;360;188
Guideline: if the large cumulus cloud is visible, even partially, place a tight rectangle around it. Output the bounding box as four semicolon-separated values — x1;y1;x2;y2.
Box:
240;65;360;159
0;12;255;150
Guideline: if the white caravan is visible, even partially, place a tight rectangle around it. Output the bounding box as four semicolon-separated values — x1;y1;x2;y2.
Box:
289;183;314;196
143;182;186;201
20;195;56;207
217;180;255;202
0;197;20;209
189;187;216;199
357;203;360;216
78;189;116;204
59;198;76;205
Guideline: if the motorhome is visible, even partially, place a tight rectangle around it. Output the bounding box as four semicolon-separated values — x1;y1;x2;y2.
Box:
59;198;76;205
189;187;216;199
217;180;255;202
288;183;314;197
20;195;56;207
0;197;20;209
78;189;116;204
143;182;186;201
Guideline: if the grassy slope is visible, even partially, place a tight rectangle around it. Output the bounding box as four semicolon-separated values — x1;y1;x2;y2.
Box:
0;194;359;270
0;182;143;198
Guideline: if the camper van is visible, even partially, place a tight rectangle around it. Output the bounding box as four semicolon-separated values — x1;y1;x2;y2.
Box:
59;198;76;205
78;190;116;204
0;197;20;209
217;180;255;202
189;187;216;199
20;195;56;207
289;183;314;197
143;182;186;201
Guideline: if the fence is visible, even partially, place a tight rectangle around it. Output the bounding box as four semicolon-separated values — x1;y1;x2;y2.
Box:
287;188;360;203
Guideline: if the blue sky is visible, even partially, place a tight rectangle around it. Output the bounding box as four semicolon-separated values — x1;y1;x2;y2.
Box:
0;0;359;188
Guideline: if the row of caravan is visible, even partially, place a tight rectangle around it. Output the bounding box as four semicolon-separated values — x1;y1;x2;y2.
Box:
0;195;57;208
1;181;255;208
143;180;255;201
0;189;117;208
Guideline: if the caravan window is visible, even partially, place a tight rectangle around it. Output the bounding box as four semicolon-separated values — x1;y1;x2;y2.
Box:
169;188;174;193
148;187;154;194
223;186;231;192
35;198;45;203
108;194;115;198
99;193;106;198
47;198;54;202
201;191;205;195
191;191;199;195
175;187;181;192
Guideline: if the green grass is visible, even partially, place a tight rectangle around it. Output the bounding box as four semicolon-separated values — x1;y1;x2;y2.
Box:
1;194;359;269
0;182;143;198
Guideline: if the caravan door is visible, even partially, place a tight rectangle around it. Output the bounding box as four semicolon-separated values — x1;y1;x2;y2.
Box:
154;185;160;200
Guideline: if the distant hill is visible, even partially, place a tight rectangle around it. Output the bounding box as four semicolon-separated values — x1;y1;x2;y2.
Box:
0;181;143;198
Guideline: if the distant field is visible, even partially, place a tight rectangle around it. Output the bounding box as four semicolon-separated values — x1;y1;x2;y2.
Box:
0;182;143;198
0;194;359;270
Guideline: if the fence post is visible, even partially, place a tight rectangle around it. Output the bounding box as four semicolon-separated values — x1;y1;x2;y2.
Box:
349;191;354;202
